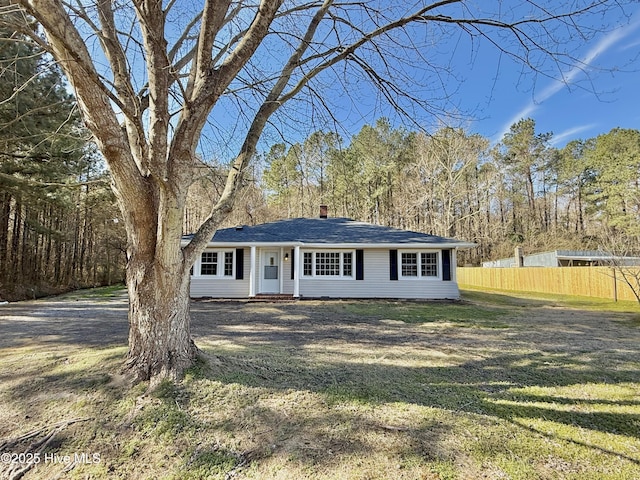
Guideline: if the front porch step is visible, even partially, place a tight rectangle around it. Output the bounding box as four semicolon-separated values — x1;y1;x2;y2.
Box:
249;294;297;303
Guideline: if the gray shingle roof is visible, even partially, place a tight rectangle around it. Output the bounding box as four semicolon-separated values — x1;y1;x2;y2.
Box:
205;217;471;246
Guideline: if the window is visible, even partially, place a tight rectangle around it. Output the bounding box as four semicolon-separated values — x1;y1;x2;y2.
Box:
343;252;352;277
303;252;313;276
224;251;234;277
421;252;438;277
400;250;440;279
401;253;418;277
201;252;218;276
302;250;354;278
316;252;340;276
197;250;234;277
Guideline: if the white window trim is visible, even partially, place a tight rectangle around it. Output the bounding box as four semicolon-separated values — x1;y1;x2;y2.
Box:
399;249;441;280
193;249;235;278
302;249;355;279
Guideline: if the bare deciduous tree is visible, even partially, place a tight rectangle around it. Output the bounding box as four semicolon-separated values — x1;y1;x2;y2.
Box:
408;127;489;238
600;231;640;303
4;0;630;384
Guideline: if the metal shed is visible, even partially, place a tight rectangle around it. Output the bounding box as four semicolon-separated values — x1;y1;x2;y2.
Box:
482;250;640;268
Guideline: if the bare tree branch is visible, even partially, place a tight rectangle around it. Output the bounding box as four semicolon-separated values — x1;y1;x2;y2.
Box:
95;0;148;171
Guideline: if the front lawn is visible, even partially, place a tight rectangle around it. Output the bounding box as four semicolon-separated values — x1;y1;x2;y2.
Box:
0;289;638;479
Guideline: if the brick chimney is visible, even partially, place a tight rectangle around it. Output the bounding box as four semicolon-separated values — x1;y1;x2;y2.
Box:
319;205;328;219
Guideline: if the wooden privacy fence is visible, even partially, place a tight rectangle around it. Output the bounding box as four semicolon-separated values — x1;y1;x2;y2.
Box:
457;267;640;302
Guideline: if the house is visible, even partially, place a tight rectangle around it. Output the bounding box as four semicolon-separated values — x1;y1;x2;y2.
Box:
187;210;475;300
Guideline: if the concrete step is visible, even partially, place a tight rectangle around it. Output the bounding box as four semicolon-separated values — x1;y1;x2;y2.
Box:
249;294;297;303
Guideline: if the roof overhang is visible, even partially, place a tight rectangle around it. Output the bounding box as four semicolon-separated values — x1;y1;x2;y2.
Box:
556;254;640;262
181;239;476;249
297;242;477;249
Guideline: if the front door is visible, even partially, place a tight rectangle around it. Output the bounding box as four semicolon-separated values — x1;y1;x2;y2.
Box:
260;250;280;293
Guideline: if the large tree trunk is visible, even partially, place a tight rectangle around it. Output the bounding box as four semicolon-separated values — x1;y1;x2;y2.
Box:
120;179;199;385
124;253;198;384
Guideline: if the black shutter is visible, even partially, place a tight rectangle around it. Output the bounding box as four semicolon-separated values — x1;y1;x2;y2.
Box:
389;249;398;281
235;248;244;280
442;249;451;281
290;248;295;280
356;249;364;280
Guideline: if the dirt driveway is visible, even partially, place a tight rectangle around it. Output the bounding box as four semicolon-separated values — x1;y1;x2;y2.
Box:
0;293;130;349
1;292;638;366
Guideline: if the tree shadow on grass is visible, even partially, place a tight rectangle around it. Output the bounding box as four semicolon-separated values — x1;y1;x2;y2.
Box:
199;347;640;433
1;295;639;478
187;299;640;474
3;340;638;478
188;345;640;476
0;346;132;479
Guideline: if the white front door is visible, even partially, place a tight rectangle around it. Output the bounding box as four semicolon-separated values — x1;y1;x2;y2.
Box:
260;250;280;293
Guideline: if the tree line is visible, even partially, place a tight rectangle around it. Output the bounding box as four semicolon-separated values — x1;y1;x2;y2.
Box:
6;49;639;302
202;117;639;266
0;13;125;301
4;15;638;298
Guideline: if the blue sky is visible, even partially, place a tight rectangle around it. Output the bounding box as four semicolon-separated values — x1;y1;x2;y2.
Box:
242;2;640;157
62;1;640;159
458;7;640;147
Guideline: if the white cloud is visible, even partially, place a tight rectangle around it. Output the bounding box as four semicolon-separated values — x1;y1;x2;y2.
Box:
549;124;597;146
494;12;640;143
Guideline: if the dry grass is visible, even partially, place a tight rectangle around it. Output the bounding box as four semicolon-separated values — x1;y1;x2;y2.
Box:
0;288;639;479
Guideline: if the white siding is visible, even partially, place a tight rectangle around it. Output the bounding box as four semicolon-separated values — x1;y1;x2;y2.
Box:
190;248;250;298
298;248;460;299
283;260;295;294
190;247;460;299
190;278;249;298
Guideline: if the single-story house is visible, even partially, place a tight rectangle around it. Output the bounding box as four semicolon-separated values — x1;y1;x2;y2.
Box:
186;213;474;300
